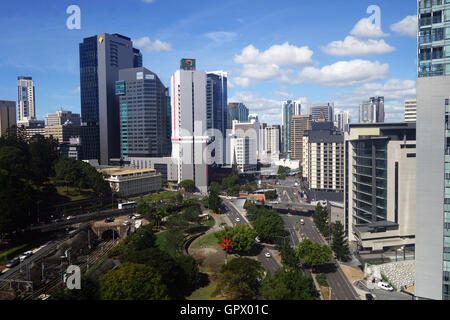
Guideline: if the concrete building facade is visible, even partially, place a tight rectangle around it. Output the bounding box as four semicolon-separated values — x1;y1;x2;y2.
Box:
0;101;16;137
404;99;417;123
17;76;35;121
345;123;416;252
290;115;311;161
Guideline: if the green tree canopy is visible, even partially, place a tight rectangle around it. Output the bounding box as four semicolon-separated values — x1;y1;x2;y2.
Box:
261;268;318;300
98;262;169;300
296;239;332;270
215;224;258;253
179;179;195;192
331;221;350;261
215;258;264;300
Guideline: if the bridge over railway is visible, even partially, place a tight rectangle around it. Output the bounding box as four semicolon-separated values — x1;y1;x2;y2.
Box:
266;201;316;215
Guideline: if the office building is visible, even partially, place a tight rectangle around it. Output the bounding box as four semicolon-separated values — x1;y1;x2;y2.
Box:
46;110;81;126
17;76;36;121
229;136;257;173
44;123;81;143
345;123;416;251
98;166;162;198
227;102;249;129
359;96;385;124
281;100;301;154
116;67;171;160
79;33;142;164
17;118;45;139
309;102;334;122
266;125;281;154
335;111;351;132
171;59;209;194
290;115;311;161
302;121;344;201
206;71;228;165
404;99;417;123
232;119;260;160
415;0;450;300
0;101;16;137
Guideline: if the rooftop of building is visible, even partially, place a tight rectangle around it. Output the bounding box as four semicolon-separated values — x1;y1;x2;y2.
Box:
97;166;158;177
349;122;416;130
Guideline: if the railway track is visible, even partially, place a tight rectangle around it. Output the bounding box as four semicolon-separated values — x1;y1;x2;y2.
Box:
26;240;118;300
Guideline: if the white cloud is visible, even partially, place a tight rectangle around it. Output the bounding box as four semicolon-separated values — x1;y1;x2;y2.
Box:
296;60;389;87
133;36;172;52
390;15;417;38
71;86;80;94
321;36;395;57
234;42;313;66
233;77;251;88
204;31;238;43
350;18;388;38
240;63;281;80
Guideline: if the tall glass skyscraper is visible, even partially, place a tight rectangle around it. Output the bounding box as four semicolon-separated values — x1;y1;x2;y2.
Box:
227;102;249;129
79;33;141;164
281;100;300;154
416;0;450;300
116;67;171;160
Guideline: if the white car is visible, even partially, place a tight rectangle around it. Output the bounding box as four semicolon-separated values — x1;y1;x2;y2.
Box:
122;221;131;226
19;251;33;262
132;214;142;220
265;252;271;258
66;216;75;220
235;217;240;222
377;282;394;291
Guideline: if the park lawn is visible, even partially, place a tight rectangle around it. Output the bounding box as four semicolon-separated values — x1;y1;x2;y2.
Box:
55;185;93;202
191;232;220;249
205;218;215;228
131;191;178;203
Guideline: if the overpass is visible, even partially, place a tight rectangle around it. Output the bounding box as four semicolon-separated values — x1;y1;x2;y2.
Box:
29;208;136;233
266;201;316;215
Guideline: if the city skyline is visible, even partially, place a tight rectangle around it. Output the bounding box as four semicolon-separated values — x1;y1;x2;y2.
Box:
0;0;416;125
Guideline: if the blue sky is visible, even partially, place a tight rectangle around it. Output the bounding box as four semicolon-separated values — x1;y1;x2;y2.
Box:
0;0;417;125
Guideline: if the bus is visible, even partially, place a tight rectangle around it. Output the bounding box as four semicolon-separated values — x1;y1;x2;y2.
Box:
118;201;138;210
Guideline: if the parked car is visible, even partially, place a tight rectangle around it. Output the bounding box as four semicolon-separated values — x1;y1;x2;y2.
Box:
378;282;394;291
132;214;142;220
104;217;115;223
235;218;240;222
300;219;305;225
66;216;76;220
265;252;271;258
365;293;375;300
6;257;20;268
122;221;131;226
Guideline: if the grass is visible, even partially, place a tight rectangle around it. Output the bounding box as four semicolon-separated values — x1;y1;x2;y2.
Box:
316;273;329;287
55;186;93;202
155;231;177;257
187;277;218;300
131;191;179;203
191;232;220;249
204;218;215;228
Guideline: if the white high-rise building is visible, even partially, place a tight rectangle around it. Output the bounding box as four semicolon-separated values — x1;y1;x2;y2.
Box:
334;111;351;132
266;125;280;154
171;59;209;194
404;99;417;123
228;135;257;173
17;76;36;122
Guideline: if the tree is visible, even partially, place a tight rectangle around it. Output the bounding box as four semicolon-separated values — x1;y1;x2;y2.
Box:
296;239;332;271
313;203;330;238
98;263;169;300
215;224;258;253
208;184;222;213
179;179;195;192
331;221;350;261
175;255;208;295
165;229;185;256
214;258;264;300
276;238;299;269
251;208;285;244
264;190;277;201
28;134;59;185
126;224;156;251
261;268;318;300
